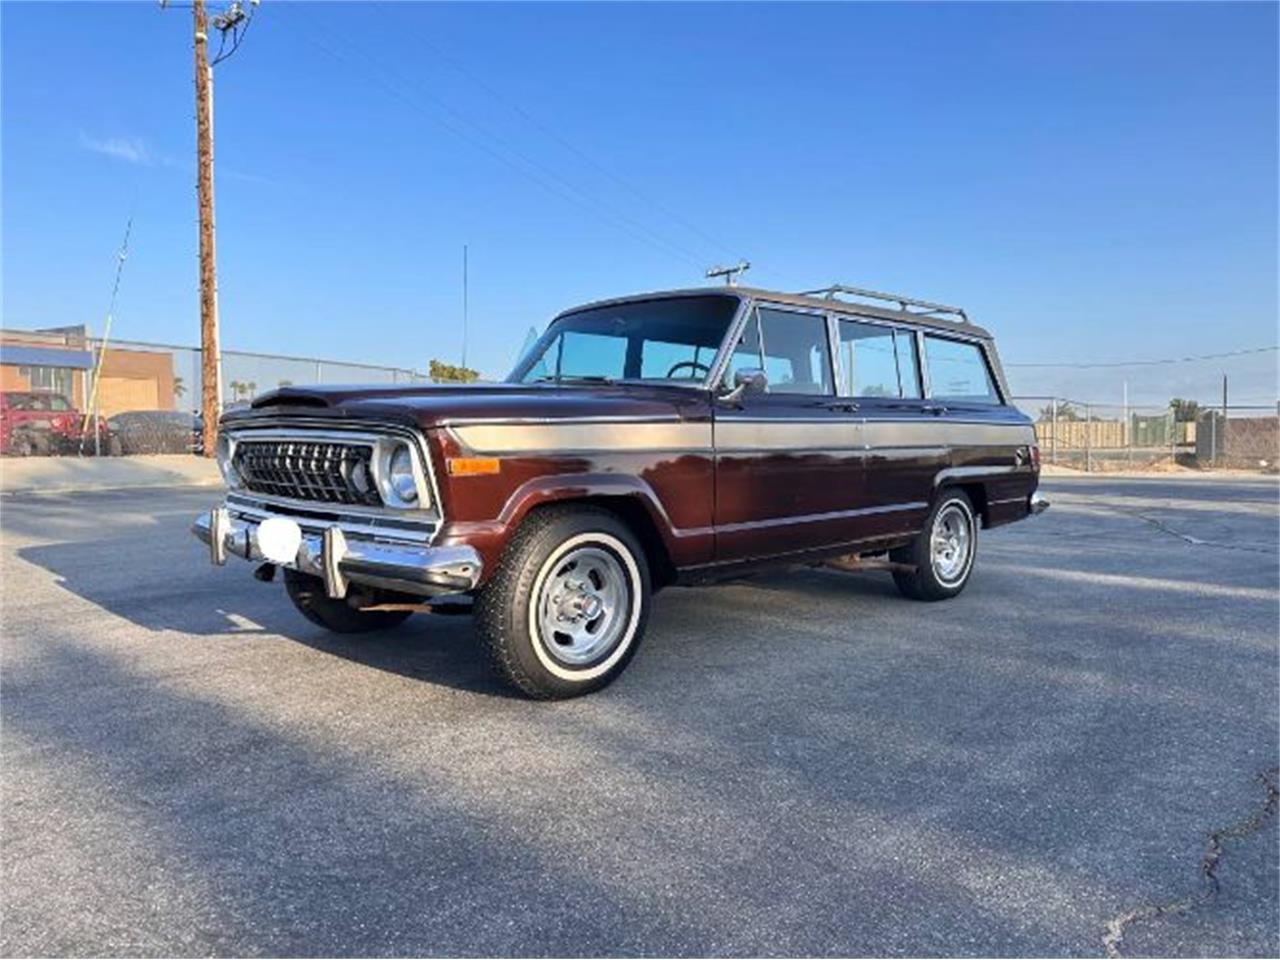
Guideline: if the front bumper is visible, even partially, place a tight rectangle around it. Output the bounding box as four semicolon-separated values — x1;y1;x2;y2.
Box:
192;506;482;600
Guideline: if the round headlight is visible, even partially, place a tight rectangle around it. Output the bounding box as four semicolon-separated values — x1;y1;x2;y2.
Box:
389;445;418;503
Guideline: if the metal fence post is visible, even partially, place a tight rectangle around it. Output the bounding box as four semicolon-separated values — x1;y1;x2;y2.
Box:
1126;407;1133;468
1051;398;1058;465
1085;403;1092;472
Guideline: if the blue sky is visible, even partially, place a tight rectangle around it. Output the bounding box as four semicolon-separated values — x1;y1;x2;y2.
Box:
3;1;1277;404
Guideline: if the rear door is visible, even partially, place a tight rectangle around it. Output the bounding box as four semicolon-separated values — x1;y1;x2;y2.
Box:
713;304;866;561
833;317;938;539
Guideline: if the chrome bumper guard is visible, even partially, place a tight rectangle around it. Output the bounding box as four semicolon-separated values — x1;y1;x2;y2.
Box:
1030;491;1050;516
192;506;481;600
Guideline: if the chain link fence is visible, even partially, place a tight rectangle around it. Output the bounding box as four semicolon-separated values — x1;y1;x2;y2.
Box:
1;328;429;458
4;327;1276;472
1011;397;1279;472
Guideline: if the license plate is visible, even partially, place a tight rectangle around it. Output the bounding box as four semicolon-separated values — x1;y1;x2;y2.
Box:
257;516;303;564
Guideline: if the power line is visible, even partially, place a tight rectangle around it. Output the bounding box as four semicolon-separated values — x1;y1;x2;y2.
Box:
211;0;256;66
370;3;749;269
1006;345;1278;369
286;6;718;274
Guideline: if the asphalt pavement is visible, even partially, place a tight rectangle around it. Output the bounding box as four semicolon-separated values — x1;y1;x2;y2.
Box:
2;475;1277;957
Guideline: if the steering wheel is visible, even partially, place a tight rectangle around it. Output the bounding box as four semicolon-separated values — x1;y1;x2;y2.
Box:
665;360;711;380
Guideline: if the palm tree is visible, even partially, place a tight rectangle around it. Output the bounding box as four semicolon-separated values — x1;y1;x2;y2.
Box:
1038;401;1081;422
173;375;186;399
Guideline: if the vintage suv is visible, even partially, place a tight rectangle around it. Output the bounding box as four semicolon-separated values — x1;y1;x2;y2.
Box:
194;284;1047;698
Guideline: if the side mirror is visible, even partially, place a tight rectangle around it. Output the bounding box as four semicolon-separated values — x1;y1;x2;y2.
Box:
719;367;767;405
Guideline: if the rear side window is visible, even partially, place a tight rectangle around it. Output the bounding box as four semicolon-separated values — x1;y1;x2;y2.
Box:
836;320;921;399
923;335;1000;403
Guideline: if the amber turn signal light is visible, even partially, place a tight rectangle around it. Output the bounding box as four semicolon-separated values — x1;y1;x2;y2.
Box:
447;456;501;477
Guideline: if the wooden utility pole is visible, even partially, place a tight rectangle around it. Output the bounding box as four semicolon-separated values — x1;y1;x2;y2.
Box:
461;244;469;369
194;0;221;457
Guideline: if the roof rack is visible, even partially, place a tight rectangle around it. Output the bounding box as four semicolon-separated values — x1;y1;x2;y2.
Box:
798;284;969;324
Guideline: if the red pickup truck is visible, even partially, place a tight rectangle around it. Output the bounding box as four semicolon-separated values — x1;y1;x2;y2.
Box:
0;391;115;456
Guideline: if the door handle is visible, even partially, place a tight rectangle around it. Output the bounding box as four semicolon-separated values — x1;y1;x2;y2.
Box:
922;403;949;416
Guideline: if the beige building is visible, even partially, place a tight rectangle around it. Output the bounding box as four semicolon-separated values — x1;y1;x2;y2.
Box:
0;327;177;418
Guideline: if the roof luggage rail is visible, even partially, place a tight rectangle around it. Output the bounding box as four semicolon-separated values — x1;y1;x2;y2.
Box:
798;284;969;324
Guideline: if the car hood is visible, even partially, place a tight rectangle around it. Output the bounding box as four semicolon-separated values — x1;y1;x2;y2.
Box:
224;382;711;430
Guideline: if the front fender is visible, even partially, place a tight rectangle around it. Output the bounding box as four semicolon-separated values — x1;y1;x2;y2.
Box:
434;471;688;586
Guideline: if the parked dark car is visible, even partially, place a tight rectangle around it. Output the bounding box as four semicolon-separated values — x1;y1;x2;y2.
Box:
193;284;1047;699
108;410;203;455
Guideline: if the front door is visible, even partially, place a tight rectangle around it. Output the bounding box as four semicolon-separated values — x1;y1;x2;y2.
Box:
713;304;866;562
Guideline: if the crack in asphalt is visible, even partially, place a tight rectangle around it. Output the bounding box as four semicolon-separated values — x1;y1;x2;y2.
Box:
1101;768;1280;958
1128;510;1278;555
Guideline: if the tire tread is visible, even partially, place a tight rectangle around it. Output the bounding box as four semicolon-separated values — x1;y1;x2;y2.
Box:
473;505;648;699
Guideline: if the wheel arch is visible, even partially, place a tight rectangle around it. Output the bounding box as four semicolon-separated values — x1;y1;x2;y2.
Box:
932;471;992;527
498;476;679;589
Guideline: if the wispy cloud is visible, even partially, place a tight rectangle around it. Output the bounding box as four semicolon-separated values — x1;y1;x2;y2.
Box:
78;130;271;185
78;132;156;166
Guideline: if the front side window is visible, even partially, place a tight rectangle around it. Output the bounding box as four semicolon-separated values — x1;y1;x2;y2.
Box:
923;335;1000;403
836;320;921;399
509;295;740;384
726;307;833;396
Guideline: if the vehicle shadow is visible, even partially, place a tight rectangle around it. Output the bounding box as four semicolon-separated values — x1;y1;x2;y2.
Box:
6;491;1279;955
14;530;516;700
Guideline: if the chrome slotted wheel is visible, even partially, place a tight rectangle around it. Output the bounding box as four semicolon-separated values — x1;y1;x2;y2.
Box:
930;501;973;585
536;544;631;666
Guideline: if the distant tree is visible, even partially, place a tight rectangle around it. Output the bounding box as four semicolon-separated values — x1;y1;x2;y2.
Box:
277;379;293;388
1169;398;1201;422
429;359;480;384
246;381;257;397
228;380;245;400
1039;401;1081;422
173;375;186;399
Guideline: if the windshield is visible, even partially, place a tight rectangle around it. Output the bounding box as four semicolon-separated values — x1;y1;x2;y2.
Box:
508;295;740;385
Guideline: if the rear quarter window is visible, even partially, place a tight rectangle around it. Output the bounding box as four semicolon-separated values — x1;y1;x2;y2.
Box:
923;335;1001;403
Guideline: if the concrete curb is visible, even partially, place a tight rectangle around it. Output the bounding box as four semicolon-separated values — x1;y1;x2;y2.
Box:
0;455;225;496
1041;465;1279;482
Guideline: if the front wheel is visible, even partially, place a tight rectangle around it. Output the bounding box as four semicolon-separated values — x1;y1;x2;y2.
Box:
891;489;978;601
474;506;651;699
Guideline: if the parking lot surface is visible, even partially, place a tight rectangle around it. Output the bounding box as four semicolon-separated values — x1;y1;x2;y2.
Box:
2;476;1277;957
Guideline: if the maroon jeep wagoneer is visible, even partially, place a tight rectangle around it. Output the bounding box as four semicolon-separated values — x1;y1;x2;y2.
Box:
194;285;1047;698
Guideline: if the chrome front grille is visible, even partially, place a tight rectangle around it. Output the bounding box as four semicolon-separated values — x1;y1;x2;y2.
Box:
233;439;382;506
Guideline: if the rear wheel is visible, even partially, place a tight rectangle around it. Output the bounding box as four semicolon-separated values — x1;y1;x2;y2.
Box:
474;505;650;699
891;489;978;601
282;568;414;633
